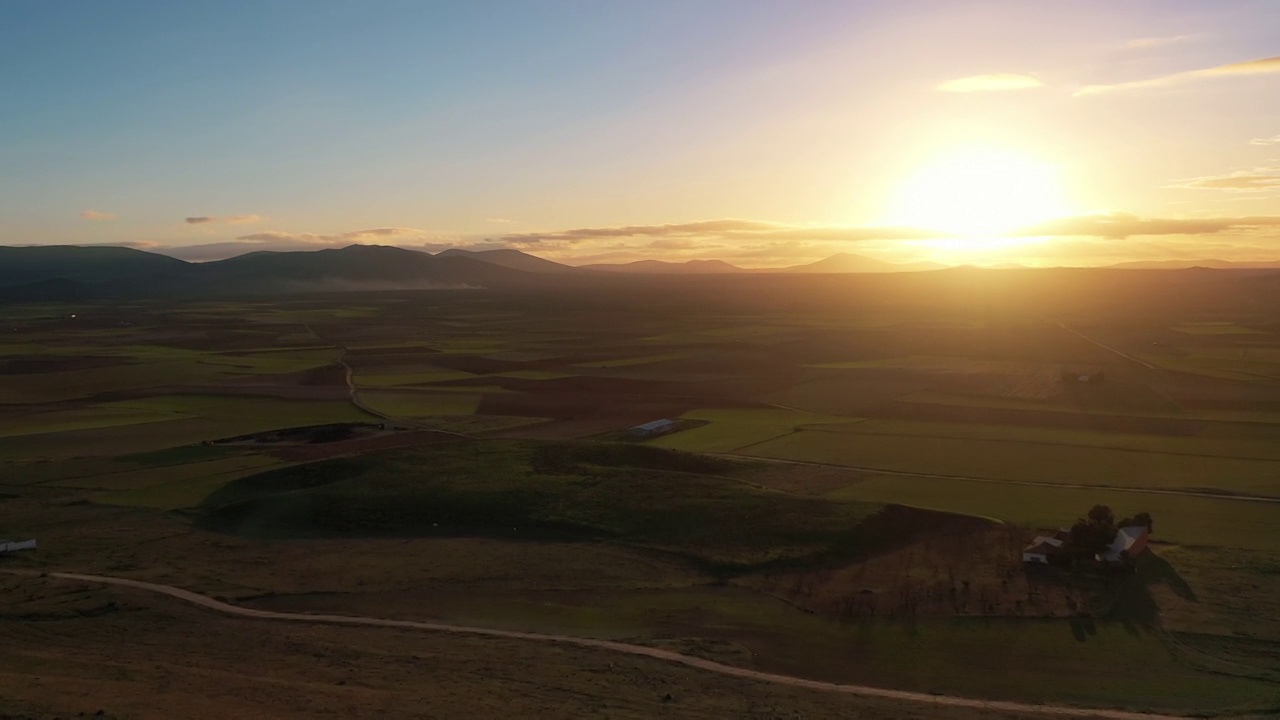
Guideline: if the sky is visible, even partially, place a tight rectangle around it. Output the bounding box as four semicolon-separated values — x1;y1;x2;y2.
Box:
2;0;1278;267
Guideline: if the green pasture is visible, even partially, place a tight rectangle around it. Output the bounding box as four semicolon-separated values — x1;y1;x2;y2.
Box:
0;406;183;438
1140;353;1280;383
0;397;373;461
649;407;861;453
196;440;883;568
1171;323;1270;336
492;370;576;380
53;454;280;492
811;418;1280;461
356;369;477;387
743;428;1280;497
97;466;286;510
360;390;482;417
573;352;693;369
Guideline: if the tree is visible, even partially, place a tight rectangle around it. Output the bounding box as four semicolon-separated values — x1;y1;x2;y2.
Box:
1087;505;1115;528
1118;512;1154;534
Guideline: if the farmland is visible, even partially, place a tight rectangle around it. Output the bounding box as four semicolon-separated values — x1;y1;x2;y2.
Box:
4;271;1280;716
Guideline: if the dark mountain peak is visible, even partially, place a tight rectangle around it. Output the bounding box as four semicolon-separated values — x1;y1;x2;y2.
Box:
579;258;744;274
437;247;575;274
0;244;189;289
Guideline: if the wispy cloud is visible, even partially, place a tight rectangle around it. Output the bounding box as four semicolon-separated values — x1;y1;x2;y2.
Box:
1016;212;1280;239
1171;169;1280;192
486;218;516;224
236;227;430;244
1077;55;1280;96
80;209;116;221
1122;35;1196;50
1252;134;1280;146
185;214;263;225
139;213;1280;265
936;73;1042;93
497;219;939;247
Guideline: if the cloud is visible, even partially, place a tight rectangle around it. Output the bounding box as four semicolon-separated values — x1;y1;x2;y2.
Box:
1251;134;1280;146
80;210;116;221
1015;212;1280;239
185;214;262;225
486;218;515;224
1172;169;1280;191
1122;35;1195;50
936;73;1043;93
1077;55;1280;96
497;219;940;247
236;227;431;244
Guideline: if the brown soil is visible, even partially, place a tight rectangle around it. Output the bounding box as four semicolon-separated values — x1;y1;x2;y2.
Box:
745;524;1118;621
269;430;461;461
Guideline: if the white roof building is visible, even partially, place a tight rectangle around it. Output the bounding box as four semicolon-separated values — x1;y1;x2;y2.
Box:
1098;526;1149;563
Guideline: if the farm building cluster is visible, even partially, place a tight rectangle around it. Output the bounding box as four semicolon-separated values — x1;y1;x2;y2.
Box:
1022;507;1152;568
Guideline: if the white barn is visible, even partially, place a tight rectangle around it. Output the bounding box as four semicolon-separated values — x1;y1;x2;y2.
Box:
0;538;36;554
628;419;676;438
1097;526;1150;564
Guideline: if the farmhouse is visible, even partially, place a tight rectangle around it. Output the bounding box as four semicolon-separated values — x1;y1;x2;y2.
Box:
628;419;676;438
1022;528;1071;564
1097;525;1149;564
1022;536;1063;564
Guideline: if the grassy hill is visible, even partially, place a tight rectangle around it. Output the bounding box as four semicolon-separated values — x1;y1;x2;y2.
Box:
0;245;189;287
197;439;910;570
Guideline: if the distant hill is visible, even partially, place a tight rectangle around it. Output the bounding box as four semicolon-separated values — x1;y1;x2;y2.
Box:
579;259;744;274
0;244;541;302
1106;259;1280;270
776;252;944;274
197;245;533;292
0;245;189;288
436;248;575;274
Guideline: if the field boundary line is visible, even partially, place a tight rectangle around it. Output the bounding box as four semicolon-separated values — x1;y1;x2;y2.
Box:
802;425;1280;464
6;570;1188;720
713;453;1280;504
1052;320;1157;370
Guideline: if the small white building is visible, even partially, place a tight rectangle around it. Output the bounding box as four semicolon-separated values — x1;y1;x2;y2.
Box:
0;538;36;554
628;419;676;438
1022;535;1064;564
1097;526;1149;564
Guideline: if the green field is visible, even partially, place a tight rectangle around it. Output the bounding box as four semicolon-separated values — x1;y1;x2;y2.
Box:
356;369;477;386
359;390;482;417
744;427;1280;497
197;441;884;568
650;407;861;453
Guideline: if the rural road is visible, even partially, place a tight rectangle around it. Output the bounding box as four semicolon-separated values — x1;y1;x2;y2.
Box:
716;452;1280;505
11;570;1187;720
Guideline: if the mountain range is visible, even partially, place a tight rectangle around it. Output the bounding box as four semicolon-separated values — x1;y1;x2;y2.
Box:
1;244;1278;303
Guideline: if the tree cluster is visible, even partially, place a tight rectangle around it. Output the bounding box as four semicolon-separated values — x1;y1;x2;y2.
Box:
1064;505;1153;562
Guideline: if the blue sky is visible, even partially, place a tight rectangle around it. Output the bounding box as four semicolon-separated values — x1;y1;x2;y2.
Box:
2;1;1278;266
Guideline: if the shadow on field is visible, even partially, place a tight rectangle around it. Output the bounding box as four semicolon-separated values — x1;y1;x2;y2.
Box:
1068;617;1098;642
1107;551;1196;636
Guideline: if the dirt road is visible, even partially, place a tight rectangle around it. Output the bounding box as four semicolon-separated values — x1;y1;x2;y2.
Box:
12;570;1186;720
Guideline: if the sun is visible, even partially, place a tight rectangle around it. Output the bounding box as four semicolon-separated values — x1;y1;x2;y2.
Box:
884;147;1069;238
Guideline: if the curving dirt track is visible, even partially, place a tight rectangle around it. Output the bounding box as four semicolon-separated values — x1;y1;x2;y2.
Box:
10;570;1186;720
